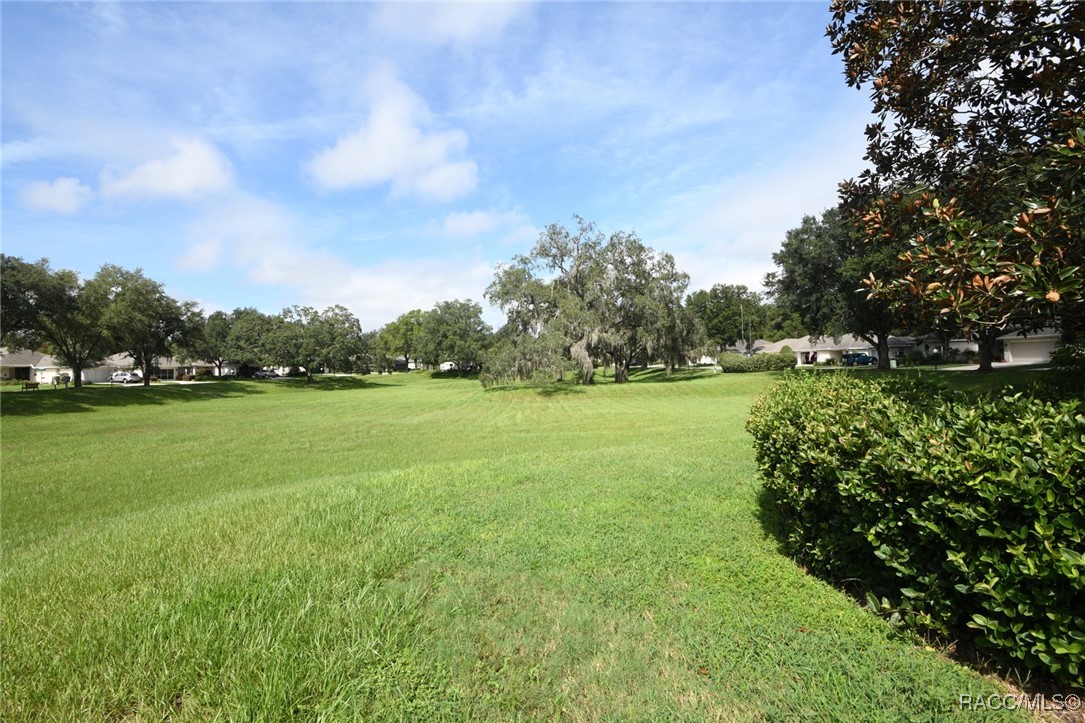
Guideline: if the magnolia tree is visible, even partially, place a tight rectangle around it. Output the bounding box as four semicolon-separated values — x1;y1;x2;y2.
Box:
829;0;1084;369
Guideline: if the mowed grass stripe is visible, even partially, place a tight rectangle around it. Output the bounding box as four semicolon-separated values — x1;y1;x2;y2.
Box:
1;373;1018;720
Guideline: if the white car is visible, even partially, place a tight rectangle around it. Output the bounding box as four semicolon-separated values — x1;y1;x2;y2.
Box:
252;370;280;379
109;371;141;384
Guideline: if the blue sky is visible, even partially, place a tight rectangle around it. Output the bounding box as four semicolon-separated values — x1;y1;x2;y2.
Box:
2;1;872;330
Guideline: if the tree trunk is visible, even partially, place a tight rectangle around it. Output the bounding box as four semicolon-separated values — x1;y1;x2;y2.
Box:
143;359;153;386
613;352;629;383
876;336;891;370
976;330;997;373
72;362;84;389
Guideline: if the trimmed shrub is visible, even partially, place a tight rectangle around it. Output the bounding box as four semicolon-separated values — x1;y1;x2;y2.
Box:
717;352;795;373
747;372;1085;686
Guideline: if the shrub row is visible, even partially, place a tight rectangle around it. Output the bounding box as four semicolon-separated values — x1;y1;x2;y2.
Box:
746;372;1085;686
717;351;795;373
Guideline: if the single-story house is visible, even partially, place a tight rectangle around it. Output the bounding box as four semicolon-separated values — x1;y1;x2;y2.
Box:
1;348;43;381
917;334;980;359
1;348;237;383
763;334;916;367
998;328;1059;364
184;361;241;377
0;348;114;384
393;356;423;371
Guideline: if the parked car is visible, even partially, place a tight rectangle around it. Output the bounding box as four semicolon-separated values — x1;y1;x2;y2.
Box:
842;353;878;367
109;371;141;383
252;370;280;379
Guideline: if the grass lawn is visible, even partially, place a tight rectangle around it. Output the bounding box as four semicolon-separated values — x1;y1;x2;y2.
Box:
1;371;1021;720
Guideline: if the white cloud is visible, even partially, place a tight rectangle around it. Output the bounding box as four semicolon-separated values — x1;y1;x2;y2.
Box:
307;67;478;202
444;210;502;236
175;239;223;272
20;177;94;215
369;3;529;47
184;193;496;329
268;256;496;330
649;110;871;295
443;209;532;237
187;193;296;266
99;137;234;200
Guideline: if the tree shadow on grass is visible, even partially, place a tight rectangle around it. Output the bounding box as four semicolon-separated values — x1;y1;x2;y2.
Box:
754;486;792;557
626;367;717;384
535;383;586;397
484;381;586;397
273;376;397;392
429;370;480;380
0;381;266;417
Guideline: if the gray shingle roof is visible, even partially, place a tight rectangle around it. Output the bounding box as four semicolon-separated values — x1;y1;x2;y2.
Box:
0;348;47;366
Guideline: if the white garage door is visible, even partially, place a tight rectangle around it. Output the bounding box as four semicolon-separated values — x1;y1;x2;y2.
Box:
1008;339;1056;363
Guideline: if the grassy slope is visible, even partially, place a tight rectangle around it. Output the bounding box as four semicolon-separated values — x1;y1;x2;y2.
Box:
1;372;1018;721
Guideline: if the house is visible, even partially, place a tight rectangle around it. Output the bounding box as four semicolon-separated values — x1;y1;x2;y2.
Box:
761;335;916;366
998;328;1060;364
393;356;423;371
1;348;47;381
0;348;233;383
182;361;241;378
917;334;980;360
0;348;112;384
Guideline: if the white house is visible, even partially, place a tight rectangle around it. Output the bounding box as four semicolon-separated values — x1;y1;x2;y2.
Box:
0;348;114;384
998;328;1059;364
0;348;236;383
757;335;916;366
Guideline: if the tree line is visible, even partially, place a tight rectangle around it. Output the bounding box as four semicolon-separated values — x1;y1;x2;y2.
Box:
0;256;500;387
2;243;814;390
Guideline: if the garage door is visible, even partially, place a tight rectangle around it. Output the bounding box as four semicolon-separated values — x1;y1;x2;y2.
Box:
1008;339;1056;363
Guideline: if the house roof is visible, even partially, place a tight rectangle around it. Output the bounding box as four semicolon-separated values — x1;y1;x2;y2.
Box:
0;348;171;370
756;338;804;354
0;348;47;366
755;335;916;353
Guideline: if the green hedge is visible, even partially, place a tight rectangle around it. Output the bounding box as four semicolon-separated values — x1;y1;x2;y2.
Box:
746;372;1085;686
717;351;795;373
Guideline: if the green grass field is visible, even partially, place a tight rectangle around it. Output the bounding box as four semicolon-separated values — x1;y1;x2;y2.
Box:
1;371;1021;721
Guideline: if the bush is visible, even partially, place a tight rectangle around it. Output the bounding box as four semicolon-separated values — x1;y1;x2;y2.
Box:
1049;341;1085;398
747;372;1085;686
717;352;795;373
194;371;216;381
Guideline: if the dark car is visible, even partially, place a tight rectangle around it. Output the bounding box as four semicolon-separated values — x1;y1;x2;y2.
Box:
842;353;878;367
